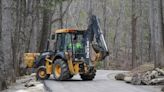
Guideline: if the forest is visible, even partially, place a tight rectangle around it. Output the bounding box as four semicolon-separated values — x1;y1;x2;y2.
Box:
0;0;164;91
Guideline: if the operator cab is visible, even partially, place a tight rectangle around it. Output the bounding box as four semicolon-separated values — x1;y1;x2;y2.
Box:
51;29;86;62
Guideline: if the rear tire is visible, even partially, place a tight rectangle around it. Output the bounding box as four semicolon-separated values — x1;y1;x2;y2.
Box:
53;59;70;80
36;66;50;80
80;70;96;81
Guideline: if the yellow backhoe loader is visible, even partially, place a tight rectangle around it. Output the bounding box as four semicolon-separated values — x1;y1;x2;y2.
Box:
24;15;109;81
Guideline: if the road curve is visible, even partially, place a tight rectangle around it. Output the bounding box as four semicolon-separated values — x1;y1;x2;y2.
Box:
44;70;161;92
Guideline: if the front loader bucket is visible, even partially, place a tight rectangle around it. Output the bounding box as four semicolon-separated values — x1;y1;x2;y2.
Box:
24;53;40;68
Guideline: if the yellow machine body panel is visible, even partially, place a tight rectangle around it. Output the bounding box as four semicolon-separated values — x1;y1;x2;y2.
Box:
55;29;75;34
65;52;81;75
24;53;40;68
45;57;53;74
73;63;80;74
53;29;85;34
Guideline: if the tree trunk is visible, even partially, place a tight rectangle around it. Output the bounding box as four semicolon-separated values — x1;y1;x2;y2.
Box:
0;0;16;90
131;0;138;68
149;0;156;67
158;0;164;67
39;9;51;52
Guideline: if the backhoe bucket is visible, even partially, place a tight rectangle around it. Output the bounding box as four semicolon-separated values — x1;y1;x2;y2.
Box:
92;44;109;60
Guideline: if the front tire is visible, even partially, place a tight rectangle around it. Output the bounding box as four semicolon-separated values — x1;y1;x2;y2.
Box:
36;66;50;80
53;59;70;80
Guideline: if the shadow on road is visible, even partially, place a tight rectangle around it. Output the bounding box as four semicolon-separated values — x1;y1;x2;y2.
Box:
46;79;89;82
46;78;107;83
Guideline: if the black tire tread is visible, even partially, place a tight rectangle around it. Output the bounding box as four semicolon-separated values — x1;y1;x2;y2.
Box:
80;71;96;81
36;66;50;80
53;59;70;80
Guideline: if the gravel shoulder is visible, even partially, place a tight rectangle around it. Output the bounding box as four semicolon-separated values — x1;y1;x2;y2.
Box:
2;74;46;92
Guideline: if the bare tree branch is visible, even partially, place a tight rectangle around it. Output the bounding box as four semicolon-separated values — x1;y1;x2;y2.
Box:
51;0;72;24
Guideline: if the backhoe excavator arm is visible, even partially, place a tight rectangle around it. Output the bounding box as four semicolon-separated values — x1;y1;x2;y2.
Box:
86;15;109;62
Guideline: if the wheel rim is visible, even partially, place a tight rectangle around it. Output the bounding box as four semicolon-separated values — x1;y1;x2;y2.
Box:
39;70;46;78
55;64;61;78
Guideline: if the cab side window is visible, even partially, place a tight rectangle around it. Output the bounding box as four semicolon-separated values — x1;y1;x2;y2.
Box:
65;33;71;51
56;34;65;52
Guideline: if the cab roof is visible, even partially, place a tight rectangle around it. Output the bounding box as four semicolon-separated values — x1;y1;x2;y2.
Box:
54;29;85;34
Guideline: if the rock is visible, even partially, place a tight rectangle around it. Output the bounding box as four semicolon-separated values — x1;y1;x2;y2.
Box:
115;65;164;86
149;70;159;79
131;73;142;85
30;73;36;78
26;84;45;92
115;73;125;81
17;83;45;92
150;77;164;85
141;71;152;85
124;77;132;83
24;79;36;88
155;68;164;76
24;83;35;88
141;70;160;85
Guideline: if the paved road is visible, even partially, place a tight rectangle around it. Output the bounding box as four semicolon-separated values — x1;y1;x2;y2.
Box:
44;70;161;92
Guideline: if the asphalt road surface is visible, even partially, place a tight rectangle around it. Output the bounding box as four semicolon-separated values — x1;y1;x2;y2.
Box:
44;70;161;92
